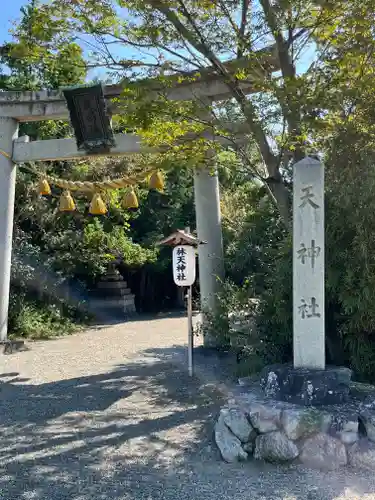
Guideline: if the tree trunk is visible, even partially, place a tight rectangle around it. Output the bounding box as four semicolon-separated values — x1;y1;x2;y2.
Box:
269;179;291;230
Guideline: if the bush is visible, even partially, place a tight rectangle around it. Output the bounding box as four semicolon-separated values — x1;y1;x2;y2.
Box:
8;289;83;339
9;228;90;339
202;279;266;375
322;128;375;380
206;182;290;374
221;181;286;292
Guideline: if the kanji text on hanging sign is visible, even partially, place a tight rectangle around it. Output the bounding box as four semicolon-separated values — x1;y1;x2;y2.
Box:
172;245;196;287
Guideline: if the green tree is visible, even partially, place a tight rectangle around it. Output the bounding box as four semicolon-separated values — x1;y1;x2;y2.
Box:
1;0;161;336
1;0;86;90
13;0;375;227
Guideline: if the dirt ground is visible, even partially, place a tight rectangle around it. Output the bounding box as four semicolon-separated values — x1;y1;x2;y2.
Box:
1;315;375;500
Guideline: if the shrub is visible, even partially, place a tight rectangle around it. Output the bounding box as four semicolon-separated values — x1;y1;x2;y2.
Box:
8;290;81;339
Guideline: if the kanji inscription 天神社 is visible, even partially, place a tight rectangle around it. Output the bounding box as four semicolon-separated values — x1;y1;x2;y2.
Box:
293;157;325;369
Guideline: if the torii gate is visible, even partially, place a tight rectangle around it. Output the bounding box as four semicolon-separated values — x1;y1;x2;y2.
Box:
0;47;279;343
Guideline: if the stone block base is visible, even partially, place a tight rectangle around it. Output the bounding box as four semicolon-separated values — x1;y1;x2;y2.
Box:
214;378;375;471
260;364;352;406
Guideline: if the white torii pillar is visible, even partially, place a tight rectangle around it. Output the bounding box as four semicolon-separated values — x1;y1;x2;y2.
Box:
0;117;18;341
194;166;225;347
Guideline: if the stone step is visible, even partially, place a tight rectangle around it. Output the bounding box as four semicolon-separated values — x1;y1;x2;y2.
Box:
124;304;137;314
102;273;123;282
96;287;132;297
91;296;135;309
123;295;135;305
91;299;123;309
97;280;128;289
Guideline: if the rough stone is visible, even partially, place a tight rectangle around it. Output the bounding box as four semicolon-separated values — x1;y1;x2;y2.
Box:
221;408;255;443
330;412;358;433
359;409;375;442
262;370;279;398
362;395;375;411
300;433;347;470
215;375;375;471
340;431;359;445
214;413;248;463
281;408;331;441
329;412;359;444
3;340;28;355
342;419;359;433
254;431;299;463
260;365;352;406
348;439;375;470
350;382;375;403
248;402;281;433
243;441;254;454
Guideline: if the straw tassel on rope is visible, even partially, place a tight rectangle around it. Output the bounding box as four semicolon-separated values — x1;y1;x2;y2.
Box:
59;191;76;212
30;166;162;214
38;178;51;196
89;193;107;215
122;187;139;209
149;171;164;192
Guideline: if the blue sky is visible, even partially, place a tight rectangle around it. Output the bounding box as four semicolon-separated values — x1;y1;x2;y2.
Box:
0;0;25;44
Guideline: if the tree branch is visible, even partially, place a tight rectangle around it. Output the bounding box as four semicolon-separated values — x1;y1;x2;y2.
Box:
217;0;242;39
258;0;295;81
147;0;291;226
238;0;250;58
259;0;303;161
150;0;278;172
99;31;204;70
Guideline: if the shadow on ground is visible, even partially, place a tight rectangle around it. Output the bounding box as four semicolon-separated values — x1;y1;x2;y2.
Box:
0;348;374;500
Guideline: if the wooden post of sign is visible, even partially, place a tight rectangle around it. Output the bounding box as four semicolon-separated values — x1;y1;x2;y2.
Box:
185;227;194;377
157;227;199;377
187;285;193;377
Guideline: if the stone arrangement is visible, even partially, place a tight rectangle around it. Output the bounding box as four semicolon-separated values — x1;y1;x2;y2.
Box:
214;383;375;471
91;268;136;316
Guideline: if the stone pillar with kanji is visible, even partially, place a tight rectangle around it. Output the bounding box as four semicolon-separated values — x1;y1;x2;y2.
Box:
293;157;325;369
260;157;352;405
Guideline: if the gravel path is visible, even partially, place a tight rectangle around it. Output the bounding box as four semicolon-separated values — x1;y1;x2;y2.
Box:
1;315;375;499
